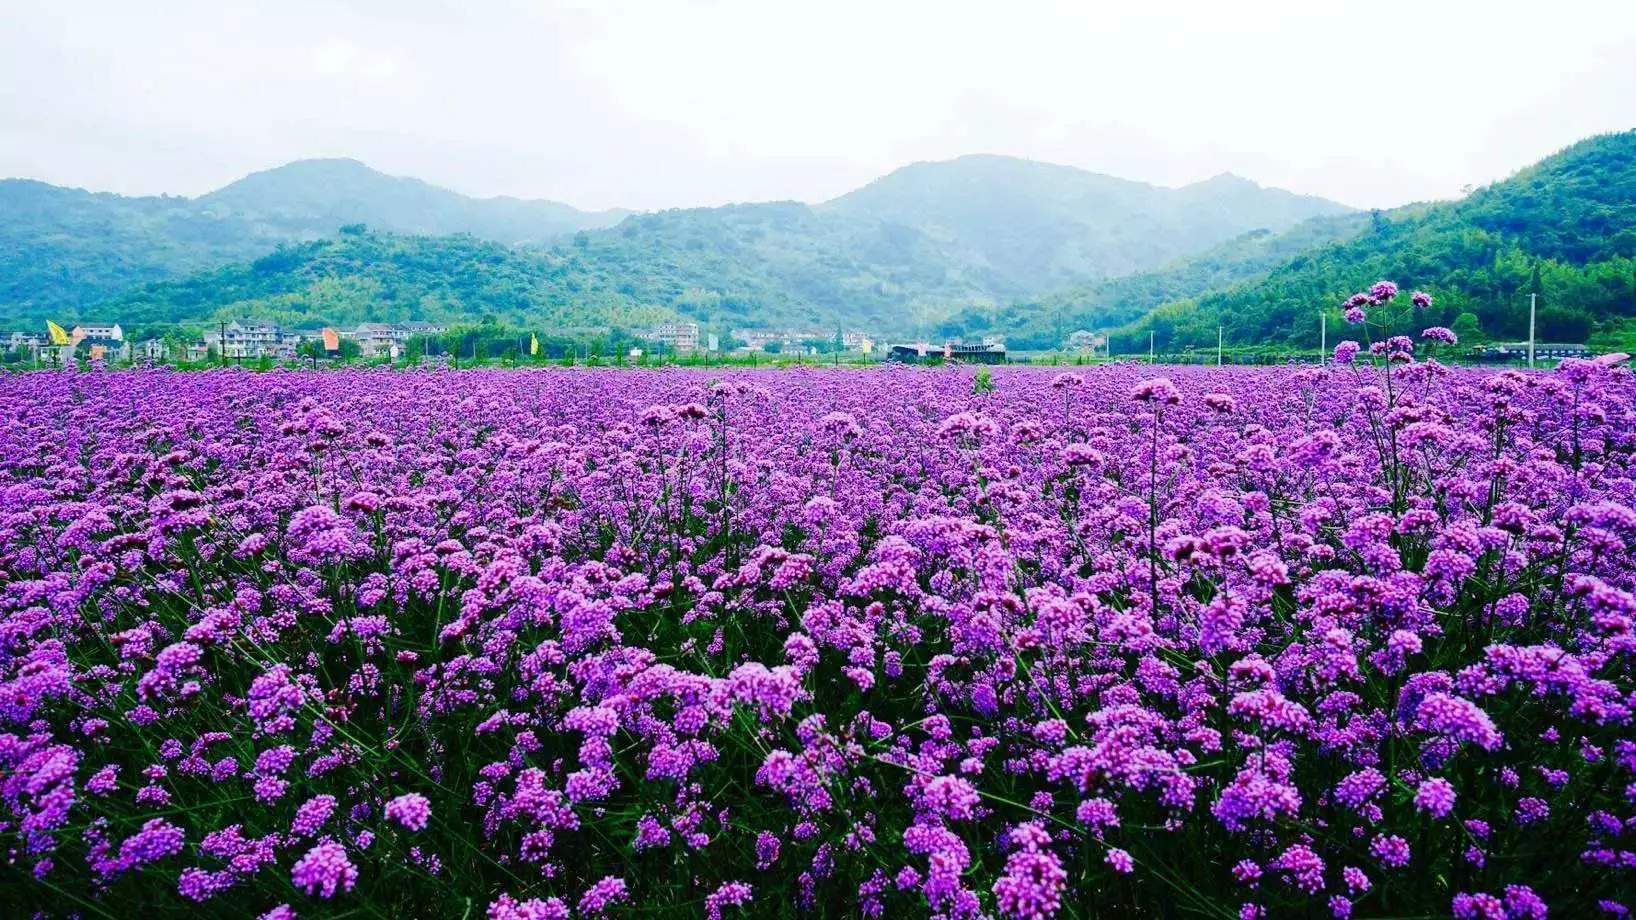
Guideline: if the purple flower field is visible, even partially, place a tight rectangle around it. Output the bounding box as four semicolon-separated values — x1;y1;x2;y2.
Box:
4;350;1636;917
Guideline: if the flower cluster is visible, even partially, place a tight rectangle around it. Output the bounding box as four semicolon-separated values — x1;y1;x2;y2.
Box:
2;352;1634;917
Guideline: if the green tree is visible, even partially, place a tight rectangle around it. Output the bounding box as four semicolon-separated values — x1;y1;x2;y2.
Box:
1537;306;1591;343
1451;312;1484;343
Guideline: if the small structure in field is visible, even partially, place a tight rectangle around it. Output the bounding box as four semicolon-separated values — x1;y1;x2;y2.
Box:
887;341;1006;364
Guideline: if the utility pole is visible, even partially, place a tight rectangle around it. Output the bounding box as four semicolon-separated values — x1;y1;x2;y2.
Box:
219;321;227;367
1320;312;1327;365
1148;330;1155;364
1528;293;1537;369
1217;326;1223;366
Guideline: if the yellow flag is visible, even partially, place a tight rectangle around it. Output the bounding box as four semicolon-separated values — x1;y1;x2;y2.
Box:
46;320;70;346
530;333;539;356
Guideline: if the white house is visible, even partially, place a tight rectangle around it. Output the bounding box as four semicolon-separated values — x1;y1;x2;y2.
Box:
71;323;124;343
204;320;287;358
345;324;399;357
648;323;701;353
1066;330;1107;354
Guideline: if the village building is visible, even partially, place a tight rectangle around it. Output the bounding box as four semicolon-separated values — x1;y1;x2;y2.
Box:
204;320;285;358
394;321;449;340
70;323;123;343
647;323;701;353
3;331;47;349
887;341;1006;364
343;323;400;357
1065;330;1107;354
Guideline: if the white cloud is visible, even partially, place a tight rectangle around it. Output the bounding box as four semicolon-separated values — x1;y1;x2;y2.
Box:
1;0;1633;210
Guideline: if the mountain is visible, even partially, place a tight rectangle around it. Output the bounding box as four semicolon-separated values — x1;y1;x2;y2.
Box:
557;201;1007;331
940;210;1374;349
98;211;980;334
821;155;1350;298
15;137;1636;347
513;156;1354;334
98;229;678;333
0;181;285;321
198;159;625;244
1090;130;1636;353
0;161;620;321
88;176;1358;338
1;154;1351;331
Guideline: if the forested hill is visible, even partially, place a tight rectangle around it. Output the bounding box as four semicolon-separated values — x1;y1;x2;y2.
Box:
3;154;1351;330
820;155;1348;296
198;159;626;245
98;216;958;334
99;219;980;334
939;211;1373;349
98;230;677;333
1091;130;1636;352
0;181;288;319
0;160;621;321
21;135;1636;347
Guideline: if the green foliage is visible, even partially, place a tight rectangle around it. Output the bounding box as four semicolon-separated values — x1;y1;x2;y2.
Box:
0;160;620;322
1588;317;1636;354
9;135;1635;350
542;162;1349;334
943;212;1372;349
198;159;622;244
971;366;995;394
91;232;685;331
0;181;284;320
824;156;1350;297
2;155;1350;334
1093;132;1636;350
297;338;361;361
1451;312;1485;342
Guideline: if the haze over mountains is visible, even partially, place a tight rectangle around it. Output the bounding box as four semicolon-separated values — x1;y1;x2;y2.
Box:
3;131;1635;351
820;156;1346;296
0;154;1348;333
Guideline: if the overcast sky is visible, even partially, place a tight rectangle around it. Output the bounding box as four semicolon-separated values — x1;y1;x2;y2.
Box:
3;0;1635;212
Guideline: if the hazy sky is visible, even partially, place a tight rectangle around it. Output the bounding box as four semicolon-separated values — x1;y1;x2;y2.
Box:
4;0;1635;212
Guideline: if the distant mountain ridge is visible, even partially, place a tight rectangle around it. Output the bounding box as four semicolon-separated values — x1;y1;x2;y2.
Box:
1080;129;1636;353
0;160;622;320
93;231;680;333
197;158;626;244
821;155;1348;297
0;154;1352;330
942;210;1375;349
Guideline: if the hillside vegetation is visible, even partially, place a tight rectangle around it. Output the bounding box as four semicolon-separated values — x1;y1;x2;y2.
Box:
0;160;620;320
197;159;625;245
3;155;1351;332
101;229;675;332
821;156;1347;296
940;211;1374;349
1093;131;1636;352
9;134;1635;348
